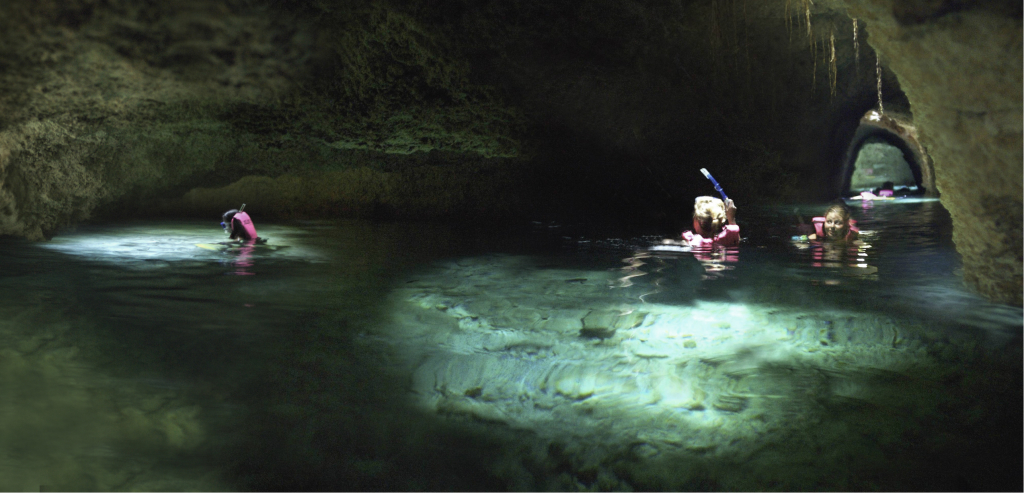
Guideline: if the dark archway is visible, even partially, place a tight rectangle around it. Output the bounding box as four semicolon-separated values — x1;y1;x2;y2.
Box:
836;113;937;197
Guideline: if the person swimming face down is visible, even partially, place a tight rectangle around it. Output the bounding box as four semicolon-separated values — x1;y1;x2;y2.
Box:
822;204;852;240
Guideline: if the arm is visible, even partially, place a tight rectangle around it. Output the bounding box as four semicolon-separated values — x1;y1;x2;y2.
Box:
725;199;737;226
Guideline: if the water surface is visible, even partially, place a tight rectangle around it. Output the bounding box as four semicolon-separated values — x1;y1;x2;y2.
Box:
1;200;1020;491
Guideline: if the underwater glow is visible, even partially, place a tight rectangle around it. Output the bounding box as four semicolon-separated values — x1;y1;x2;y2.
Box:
37;221;325;266
374;199;1021;492
384;250;952;469
3;205;1018;491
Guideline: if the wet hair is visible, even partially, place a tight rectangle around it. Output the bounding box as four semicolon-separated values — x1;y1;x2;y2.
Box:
221;209;247;239
824;203;851;222
823;203;852;239
222;209;239;224
693;196;727;236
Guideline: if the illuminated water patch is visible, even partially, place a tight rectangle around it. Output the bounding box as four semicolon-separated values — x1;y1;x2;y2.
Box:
381;252;1012;490
37;221;326;265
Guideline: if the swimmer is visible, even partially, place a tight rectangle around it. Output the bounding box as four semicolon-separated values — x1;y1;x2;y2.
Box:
221;204;266;244
807;203;859;242
850;181;897;201
875;181;895;197
682;196;740;247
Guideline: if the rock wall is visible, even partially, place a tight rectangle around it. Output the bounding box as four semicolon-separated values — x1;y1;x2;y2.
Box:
0;0;528;239
0;0;1019;303
840;0;1022;304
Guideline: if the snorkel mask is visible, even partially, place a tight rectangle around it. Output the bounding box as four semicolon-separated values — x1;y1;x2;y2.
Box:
221;208;239;234
220;205;245;235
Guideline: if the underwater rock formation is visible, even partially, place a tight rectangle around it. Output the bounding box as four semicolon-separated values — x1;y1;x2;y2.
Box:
0;0;1019;303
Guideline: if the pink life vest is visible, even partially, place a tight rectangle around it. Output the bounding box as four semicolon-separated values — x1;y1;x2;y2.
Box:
812;216;858;241
233;211;259;241
682;224;740;247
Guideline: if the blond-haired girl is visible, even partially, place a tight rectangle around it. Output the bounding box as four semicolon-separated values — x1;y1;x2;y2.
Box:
682;196;739;247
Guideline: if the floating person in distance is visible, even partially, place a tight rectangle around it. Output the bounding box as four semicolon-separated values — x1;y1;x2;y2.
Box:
221;204;267;244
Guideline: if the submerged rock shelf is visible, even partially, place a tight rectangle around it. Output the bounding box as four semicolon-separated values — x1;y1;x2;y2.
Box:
384;253;1019;490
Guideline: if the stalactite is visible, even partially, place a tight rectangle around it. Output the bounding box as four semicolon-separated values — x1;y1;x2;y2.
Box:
829;29;837;99
785;0;792;43
812;35;817;91
809;18;816;62
805;2;813;50
853;18;859;74
781;0;849;99
876;54;884;113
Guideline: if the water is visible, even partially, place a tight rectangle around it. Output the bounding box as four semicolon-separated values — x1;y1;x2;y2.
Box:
0;201;1020;491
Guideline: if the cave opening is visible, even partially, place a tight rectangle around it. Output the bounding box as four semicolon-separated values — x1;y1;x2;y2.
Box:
837;112;933;198
847;136;918;192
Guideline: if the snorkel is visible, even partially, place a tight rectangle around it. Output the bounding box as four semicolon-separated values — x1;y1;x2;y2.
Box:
700;168;728;202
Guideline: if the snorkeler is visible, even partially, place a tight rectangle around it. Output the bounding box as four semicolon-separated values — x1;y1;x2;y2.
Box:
682;196;740;247
807;203;859;242
221;204;266;244
850;187;894;201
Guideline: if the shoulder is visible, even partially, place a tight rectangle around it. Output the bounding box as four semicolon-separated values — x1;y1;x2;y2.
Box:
682;230;706;246
718;225;739;238
717;226;740;246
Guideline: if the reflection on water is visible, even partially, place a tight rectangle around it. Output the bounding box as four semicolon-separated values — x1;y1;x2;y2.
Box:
0;202;1021;491
690;245;739;280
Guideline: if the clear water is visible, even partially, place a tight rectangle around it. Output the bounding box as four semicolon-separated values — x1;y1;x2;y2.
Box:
1;201;1020;491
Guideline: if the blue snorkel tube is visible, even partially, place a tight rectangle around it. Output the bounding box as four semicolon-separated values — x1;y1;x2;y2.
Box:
700;168;729;202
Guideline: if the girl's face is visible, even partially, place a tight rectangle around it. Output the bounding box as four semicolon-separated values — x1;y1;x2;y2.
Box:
823;211;849;240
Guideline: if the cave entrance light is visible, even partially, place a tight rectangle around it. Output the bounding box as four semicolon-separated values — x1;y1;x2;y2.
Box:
849;136;918;192
839;111;934;197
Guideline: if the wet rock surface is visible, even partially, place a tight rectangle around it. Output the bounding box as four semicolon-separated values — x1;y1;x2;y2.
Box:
0;2;1017;297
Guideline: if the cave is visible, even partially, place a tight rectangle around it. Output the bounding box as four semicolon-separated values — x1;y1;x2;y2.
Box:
847;137;917;192
0;0;1020;491
0;0;1019;302
838;110;934;196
